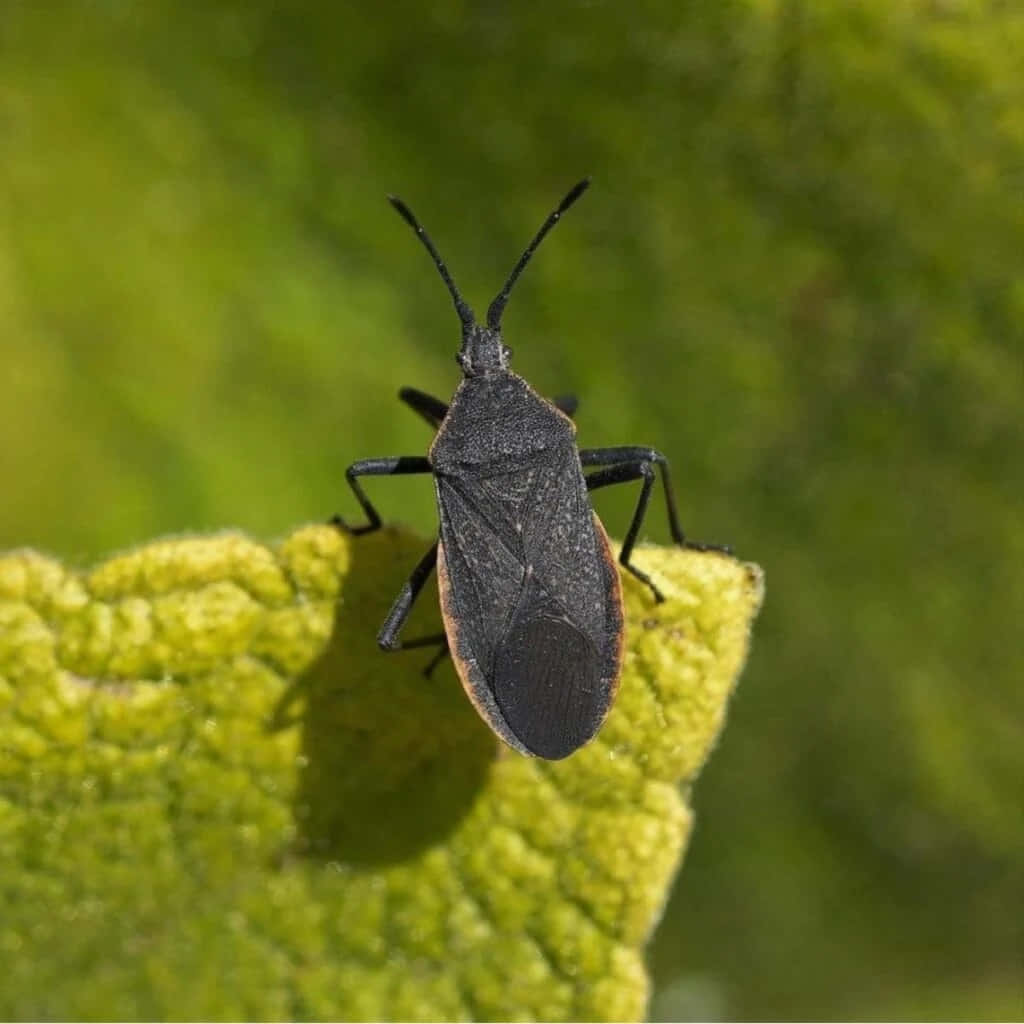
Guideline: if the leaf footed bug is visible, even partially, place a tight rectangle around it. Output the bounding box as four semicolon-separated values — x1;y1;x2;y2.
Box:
332;179;726;759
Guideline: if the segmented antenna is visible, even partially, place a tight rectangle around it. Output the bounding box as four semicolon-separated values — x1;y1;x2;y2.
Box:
486;177;591;330
388;195;475;327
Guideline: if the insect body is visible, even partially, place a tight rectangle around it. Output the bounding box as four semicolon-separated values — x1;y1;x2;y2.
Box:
429;367;624;759
333;180;719;759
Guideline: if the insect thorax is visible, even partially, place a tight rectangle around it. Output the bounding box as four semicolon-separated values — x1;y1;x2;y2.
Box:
429;371;575;472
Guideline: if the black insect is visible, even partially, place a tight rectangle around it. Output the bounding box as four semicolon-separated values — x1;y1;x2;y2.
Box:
333;179;721;759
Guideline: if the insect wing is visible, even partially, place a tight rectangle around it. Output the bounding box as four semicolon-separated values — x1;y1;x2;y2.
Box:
435;450;623;758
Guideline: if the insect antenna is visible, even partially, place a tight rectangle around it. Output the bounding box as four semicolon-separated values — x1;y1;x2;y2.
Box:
486;177;591;330
388;195;476;327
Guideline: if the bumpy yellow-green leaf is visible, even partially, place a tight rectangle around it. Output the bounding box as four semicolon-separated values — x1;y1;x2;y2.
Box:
0;525;763;1020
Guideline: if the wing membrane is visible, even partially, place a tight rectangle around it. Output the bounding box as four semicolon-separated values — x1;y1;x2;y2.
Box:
491;575;604;759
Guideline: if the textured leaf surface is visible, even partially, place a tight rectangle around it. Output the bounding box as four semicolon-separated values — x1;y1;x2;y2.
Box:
0;525;762;1020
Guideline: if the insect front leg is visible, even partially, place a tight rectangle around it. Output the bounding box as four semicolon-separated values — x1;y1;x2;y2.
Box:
399;387;449;429
330;455;432;535
580;445;729;603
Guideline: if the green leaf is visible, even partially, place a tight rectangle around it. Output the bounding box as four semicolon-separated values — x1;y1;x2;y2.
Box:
0;525;763;1020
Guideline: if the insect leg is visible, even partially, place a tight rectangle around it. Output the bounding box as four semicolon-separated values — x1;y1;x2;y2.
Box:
580;445;685;540
330;455;432;535
377;542;438;650
581;446;729;603
584;460;665;601
376;542;451;675
399;387;448;429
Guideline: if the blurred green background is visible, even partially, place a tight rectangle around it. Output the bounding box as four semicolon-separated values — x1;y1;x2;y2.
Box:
1;0;1021;1019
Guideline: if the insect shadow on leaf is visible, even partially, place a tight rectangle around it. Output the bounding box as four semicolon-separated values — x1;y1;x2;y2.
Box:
275;527;494;867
